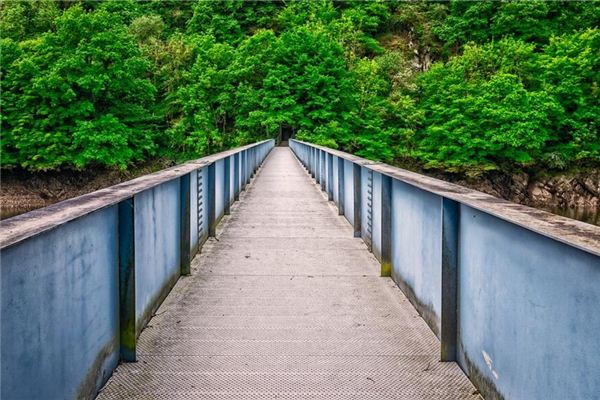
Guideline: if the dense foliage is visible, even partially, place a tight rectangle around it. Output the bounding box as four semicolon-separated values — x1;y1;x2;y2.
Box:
1;0;598;173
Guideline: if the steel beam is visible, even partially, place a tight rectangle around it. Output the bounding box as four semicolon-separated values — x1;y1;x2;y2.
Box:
179;174;191;275
320;151;326;191
234;153;240;201
224;157;231;215
208;162;216;237
338;157;345;215
441;197;460;361
381;174;392;277
118;198;136;362
244;150;250;186
353;163;362;237
327;153;334;201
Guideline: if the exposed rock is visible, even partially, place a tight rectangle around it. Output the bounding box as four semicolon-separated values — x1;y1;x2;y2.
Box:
432;169;600;226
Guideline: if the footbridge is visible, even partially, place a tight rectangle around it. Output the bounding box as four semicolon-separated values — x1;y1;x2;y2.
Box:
1;140;599;400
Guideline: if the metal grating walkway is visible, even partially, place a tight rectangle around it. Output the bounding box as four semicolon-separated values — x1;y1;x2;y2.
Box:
98;148;478;399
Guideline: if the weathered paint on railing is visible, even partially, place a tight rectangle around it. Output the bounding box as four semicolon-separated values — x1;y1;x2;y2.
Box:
0;140;274;399
289;139;600;400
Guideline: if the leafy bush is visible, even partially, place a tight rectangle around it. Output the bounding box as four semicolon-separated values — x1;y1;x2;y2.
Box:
436;0;599;50
415;33;599;172
1;6;156;170
0;0;597;174
540;29;600;163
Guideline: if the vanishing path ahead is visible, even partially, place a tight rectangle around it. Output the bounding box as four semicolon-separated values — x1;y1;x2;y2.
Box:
99;147;477;399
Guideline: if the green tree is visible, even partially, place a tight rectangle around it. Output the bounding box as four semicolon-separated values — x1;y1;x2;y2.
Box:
415;39;561;171
436;1;600;51
1;6;156;170
168;35;238;158
540;29;600;166
277;0;338;30
233;30;279;142
188;0;281;43
1;0;597;176
266;24;354;147
0;0;60;41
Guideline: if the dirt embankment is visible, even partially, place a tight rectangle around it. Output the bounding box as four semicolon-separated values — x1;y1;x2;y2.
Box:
0;161;175;220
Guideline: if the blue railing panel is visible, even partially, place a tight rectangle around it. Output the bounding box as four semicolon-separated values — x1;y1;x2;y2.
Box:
391;180;442;336
1;207;120;399
360;167;371;246
342;159;354;225
457;204;600;399
190;169;199;256
134;179;181;332
200;166;210;245
332;155;339;205
229;155;235;205
215;159;225;222
371;171;383;261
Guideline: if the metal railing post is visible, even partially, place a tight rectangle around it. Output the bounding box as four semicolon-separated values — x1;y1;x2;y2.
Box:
208;162;216;237
353;163;362;237
338;157;345;215
179;174;191;275
441;197;460;361
317;149;323;186
320;150;326;191
317;150;321;186
224;157;231;215
118;198;136;362
234;153;240;201
315;149;319;181
245;150;250;186
304;146;308;169
381;174;392;277
327;153;333;200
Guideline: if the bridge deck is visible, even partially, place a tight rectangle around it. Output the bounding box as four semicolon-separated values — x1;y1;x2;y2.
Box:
99;148;477;399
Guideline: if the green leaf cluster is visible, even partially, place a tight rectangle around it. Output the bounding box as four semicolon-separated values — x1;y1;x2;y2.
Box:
1;4;156;169
0;0;597;173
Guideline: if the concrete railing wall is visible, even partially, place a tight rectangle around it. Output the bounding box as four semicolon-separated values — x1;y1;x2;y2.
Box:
290;139;600;400
0;140;274;399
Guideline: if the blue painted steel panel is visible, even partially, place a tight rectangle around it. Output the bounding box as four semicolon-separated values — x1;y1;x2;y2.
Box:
325;154;331;197
391;180;442;335
458;205;600;399
190;169;198;255
229;155;235;205
1;207;119;399
200;167;209;244
134;180;181;329
215;159;225;221
237;154;242;196
332;156;339;205
371;172;382;261
361;167;370;243
343;160;354;225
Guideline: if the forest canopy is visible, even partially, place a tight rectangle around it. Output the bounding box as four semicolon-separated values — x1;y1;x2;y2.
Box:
1;0;598;173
